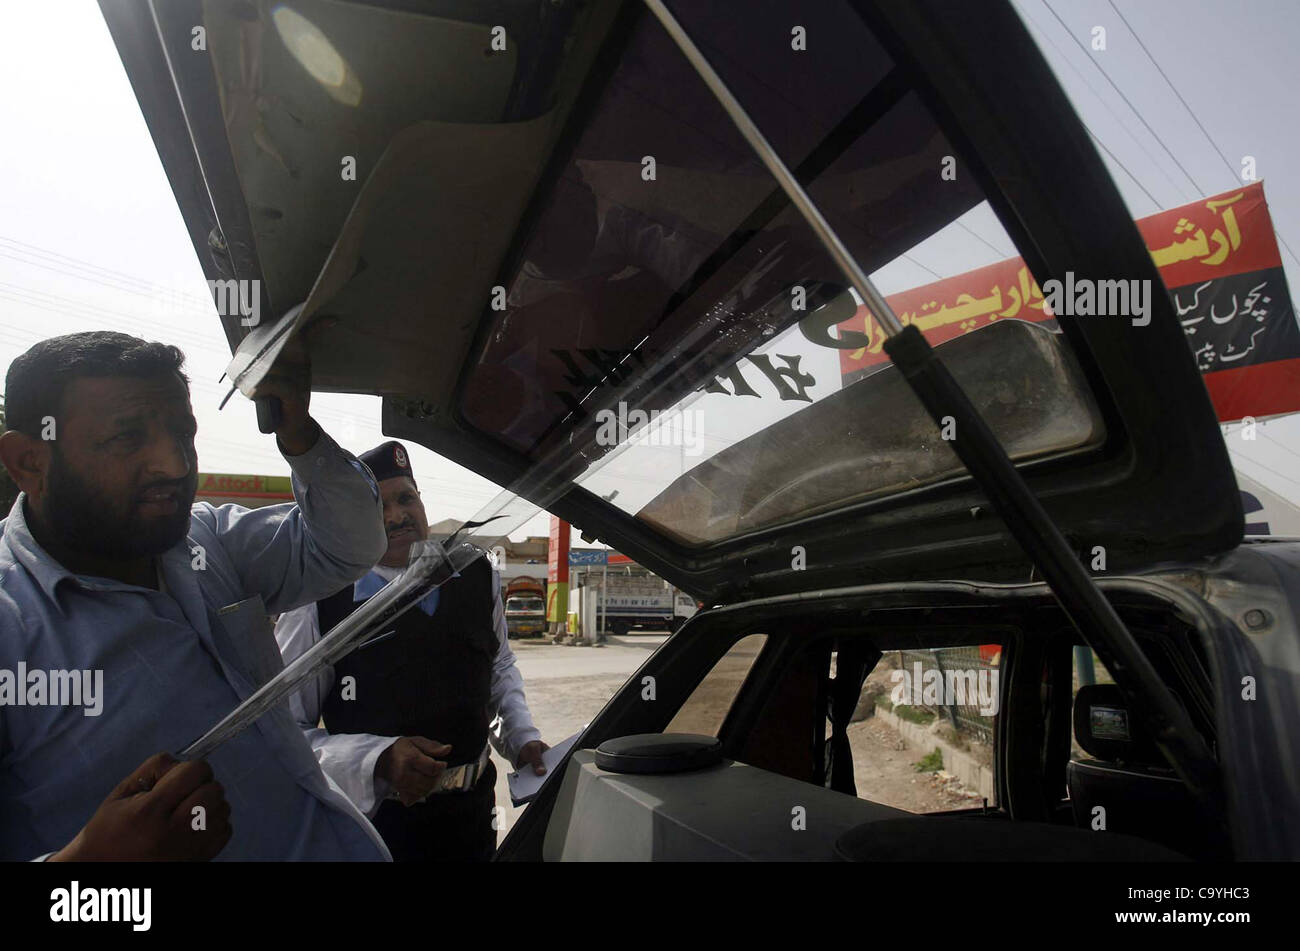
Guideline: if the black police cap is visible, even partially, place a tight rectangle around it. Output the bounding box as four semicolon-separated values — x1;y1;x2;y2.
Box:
359;440;416;486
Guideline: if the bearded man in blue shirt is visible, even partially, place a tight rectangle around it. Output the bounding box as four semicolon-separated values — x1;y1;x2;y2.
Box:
0;331;391;861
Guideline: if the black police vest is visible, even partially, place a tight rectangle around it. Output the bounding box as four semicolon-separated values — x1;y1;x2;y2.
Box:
318;557;497;768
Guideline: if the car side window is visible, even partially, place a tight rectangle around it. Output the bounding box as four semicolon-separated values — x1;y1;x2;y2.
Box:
1070;647;1116;761
664;634;768;736
847;645;1001;814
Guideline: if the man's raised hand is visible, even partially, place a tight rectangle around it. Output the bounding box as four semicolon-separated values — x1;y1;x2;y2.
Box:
249;355;318;456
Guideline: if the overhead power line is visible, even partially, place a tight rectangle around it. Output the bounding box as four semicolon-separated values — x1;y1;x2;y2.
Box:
1232;452;1300;498
1042;0;1205;196
0;235;213;310
0;281;230;357
1085;129;1163;210
1018;1;1191;207
1105;0;1240;189
1104;0;1300;315
955;218;1015;261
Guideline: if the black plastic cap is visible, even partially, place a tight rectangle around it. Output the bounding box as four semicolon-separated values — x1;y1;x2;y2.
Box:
593;733;724;775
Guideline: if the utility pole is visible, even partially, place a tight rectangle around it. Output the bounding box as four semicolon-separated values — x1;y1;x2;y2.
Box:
598;544;608;645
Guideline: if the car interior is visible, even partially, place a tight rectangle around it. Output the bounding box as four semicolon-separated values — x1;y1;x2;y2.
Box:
499;583;1228;861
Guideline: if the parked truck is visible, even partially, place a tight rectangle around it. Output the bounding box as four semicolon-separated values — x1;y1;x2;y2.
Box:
504;577;547;638
571;575;698;636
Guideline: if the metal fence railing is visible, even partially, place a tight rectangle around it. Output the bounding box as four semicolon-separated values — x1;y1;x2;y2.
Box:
895;647;998;745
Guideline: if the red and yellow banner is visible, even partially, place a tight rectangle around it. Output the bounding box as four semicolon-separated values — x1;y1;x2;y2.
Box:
837;182;1298;422
195;472;293;501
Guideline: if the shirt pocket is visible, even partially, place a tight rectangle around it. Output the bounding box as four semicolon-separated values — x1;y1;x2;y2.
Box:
214;595;284;690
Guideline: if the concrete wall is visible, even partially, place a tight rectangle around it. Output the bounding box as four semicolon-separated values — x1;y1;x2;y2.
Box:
873;706;996;803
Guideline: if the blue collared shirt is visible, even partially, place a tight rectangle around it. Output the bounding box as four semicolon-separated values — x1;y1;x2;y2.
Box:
0;430;393;861
351;568;444;615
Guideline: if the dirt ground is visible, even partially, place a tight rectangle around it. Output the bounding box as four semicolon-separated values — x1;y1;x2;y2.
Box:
847;717;987;813
849;663;990;812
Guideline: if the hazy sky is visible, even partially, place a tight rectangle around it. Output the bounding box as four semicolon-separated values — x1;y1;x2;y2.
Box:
1012;0;1300;502
0;0;1297;545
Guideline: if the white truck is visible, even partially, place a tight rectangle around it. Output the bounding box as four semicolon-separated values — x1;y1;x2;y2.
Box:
504;577;547;638
571;576;698;636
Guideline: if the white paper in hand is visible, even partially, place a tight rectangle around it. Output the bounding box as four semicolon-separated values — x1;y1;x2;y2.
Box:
507;729;584;806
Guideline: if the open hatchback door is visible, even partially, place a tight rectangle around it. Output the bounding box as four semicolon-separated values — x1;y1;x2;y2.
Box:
103;0;1300;861
99;0;1242;603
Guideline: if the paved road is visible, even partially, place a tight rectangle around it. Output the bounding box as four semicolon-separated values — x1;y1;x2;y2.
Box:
489;634;668;837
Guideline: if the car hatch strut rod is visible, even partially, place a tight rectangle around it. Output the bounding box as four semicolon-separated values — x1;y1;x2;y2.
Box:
641;0;1225;830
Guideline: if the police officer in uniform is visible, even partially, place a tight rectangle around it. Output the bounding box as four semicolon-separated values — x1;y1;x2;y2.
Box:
275;441;547;861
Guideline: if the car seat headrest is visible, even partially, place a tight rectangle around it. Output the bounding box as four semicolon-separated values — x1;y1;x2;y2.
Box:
1073;683;1160;764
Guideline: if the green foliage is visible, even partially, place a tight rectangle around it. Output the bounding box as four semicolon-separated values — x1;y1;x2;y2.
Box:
892;703;936;726
914;748;944;773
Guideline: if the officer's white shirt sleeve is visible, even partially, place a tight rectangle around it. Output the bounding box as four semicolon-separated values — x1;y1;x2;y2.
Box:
487;566;542;765
274;603;399;817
